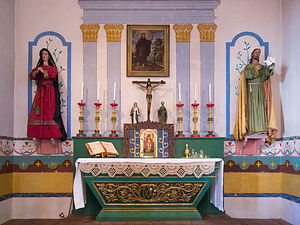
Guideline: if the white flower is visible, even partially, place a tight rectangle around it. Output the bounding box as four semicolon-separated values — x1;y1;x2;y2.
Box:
265;56;276;67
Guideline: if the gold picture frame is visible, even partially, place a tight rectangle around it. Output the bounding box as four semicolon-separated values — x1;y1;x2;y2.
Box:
127;25;170;77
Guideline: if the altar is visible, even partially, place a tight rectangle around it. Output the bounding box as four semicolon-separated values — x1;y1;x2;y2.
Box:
73;158;224;221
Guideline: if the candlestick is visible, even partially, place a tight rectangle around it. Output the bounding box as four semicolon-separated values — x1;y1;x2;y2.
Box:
77;102;86;137
109;101;118;137
113;82;116;101
191;102;200;137
206;103;215;137
93;102;102;137
178;83;181;102
176;102;185;137
209;83;212;103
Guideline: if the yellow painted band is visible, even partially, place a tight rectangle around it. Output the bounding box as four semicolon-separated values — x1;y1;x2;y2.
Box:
12;172;73;193
282;173;300;197
225;173;300;197
0;173;13;196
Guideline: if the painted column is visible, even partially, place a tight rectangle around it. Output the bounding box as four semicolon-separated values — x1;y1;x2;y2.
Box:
173;24;193;135
104;24;124;135
197;24;217;135
80;24;100;136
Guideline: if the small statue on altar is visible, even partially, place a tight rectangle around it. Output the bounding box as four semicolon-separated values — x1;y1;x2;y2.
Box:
132;78;165;122
130;102;140;124
158;101;168;123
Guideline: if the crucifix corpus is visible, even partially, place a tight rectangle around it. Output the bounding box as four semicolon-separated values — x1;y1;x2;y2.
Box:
132;78;166;122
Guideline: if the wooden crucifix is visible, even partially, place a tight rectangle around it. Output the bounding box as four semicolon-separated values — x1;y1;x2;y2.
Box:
132;78;166;122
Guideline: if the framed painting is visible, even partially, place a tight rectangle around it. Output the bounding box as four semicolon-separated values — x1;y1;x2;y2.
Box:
123;121;174;158
127;25;170;77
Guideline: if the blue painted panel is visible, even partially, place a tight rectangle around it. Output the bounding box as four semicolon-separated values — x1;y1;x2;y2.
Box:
129;129;140;158
176;43;190;134
200;42;214;135
107;42;121;135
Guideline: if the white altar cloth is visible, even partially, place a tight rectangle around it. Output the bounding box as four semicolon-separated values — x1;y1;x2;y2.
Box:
73;158;224;211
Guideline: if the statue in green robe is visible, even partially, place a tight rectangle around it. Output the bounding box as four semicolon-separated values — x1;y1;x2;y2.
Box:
234;48;277;141
158;101;168;124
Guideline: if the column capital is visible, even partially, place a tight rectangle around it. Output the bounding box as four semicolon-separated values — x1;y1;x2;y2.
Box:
104;24;125;42
80;24;100;42
197;24;217;42
173;24;193;43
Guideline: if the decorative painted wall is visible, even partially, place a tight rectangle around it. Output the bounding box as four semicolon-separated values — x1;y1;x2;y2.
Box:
0;0;299;224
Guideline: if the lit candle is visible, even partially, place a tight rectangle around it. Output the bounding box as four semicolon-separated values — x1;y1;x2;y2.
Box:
194;83;197;102
178;83;181;102
209;83;212;103
113;82;116;101
81;82;84;102
97;82;100;102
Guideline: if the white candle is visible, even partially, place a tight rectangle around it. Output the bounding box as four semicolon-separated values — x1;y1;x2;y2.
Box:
209;83;212;103
194;83;197;102
81;82;84;101
178;83;181;102
113;82;116;101
97;82;100;102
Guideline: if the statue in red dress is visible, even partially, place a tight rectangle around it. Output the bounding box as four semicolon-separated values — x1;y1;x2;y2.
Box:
27;48;67;144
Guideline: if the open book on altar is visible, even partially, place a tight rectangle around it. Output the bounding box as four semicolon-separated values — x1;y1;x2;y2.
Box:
85;141;119;157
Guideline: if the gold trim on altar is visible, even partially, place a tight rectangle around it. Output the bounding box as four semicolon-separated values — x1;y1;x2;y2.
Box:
92;180;208;206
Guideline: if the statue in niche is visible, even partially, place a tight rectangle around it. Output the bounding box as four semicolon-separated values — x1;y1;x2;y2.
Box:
130;102;140;124
132;78;165;122
27;48;67;147
158;101;168;124
234;48;277;142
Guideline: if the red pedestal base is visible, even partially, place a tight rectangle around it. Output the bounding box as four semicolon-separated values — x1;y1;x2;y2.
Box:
92;134;102;137
76;134;86;137
206;135;215;137
191;135;200;137
109;134;118;137
176;134;185;137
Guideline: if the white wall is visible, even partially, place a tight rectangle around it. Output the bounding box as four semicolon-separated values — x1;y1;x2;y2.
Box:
215;0;283;137
0;0;15;136
13;0;83;137
281;0;300;137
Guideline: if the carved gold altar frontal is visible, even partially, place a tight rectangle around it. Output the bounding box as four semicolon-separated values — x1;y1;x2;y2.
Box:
94;181;206;205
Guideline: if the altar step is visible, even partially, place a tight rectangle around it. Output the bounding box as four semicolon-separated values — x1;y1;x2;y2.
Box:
3;214;290;225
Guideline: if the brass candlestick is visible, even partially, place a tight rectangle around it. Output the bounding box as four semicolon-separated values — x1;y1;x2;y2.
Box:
109;101;118;137
176;102;185;137
93;102;102;137
206;103;215;137
191;102;200;137
77;102;86;137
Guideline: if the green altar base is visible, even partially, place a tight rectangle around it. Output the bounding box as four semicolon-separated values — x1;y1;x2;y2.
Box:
85;174;217;221
72;137;224;220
